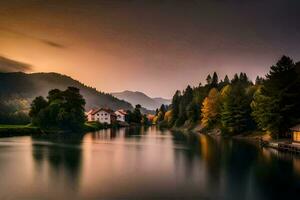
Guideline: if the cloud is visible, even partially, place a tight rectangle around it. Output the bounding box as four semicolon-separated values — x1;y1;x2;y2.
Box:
0;56;32;72
0;27;66;49
42;40;65;48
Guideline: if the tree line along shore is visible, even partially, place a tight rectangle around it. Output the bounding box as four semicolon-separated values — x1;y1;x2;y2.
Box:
0;87;150;137
151;55;300;141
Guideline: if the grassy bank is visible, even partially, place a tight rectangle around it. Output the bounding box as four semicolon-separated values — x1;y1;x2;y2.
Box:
83;121;110;132
0;124;41;137
0;122;110;138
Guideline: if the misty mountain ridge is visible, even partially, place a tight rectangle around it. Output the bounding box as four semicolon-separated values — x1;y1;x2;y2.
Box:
0;72;133;111
111;90;171;110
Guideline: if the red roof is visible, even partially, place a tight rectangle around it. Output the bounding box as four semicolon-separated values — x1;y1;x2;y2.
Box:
88;108;116;116
116;109;127;115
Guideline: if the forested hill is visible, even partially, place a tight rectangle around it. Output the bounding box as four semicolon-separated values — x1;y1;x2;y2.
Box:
0;72;133;111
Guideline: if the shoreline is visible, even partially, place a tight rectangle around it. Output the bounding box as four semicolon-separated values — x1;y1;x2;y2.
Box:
0;123;108;138
173;126;300;154
0;123;146;138
0;125;42;137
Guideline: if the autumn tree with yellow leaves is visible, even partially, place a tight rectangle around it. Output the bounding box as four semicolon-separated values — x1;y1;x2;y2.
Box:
201;88;221;128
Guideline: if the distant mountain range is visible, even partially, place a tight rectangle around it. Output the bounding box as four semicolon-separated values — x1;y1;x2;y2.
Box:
0;72;133;111
111;90;171;110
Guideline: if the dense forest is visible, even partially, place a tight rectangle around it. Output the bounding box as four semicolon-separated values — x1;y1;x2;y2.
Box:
153;56;300;138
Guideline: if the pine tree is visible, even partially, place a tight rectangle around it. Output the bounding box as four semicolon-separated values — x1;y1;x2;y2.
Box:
255;76;264;85
221;84;253;134
224;75;230;84
251;55;300;137
212;72;219;88
157;104;166;122
170;90;181;126
175;85;193;126
206;74;212;85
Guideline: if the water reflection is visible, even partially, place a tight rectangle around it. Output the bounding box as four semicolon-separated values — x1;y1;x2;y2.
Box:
177;132;300;199
0;127;300;199
31;133;84;198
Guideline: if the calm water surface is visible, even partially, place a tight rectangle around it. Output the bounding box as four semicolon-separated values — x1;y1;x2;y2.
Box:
0;126;300;199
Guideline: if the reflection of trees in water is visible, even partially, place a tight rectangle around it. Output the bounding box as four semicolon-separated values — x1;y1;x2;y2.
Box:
172;131;202;179
252;146;300;199
89;126;150;141
124;126;149;138
172;132;262;199
172;132;300;199
31;133;84;190
220;139;259;199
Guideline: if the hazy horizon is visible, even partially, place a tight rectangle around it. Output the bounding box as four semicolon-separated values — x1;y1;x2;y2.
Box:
1;0;300;98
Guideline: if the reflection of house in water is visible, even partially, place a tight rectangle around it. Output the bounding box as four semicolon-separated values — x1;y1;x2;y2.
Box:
88;127;148;141
90;128;118;140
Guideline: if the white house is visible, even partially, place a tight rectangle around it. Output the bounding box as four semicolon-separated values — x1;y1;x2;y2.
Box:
115;109;127;122
86;108;116;124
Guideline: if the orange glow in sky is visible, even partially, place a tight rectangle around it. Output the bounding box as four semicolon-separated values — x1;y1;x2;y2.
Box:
1;0;299;98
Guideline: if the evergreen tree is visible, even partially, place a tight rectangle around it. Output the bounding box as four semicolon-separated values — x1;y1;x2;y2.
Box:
157;104;166;122
141;114;149;125
206;74;212;85
176;101;187;126
176;85;193;126
231;73;239;84
224;75;230;84
255;76;264;85
170;90;181;126
220;83;254;134
132;104;142;123
186;101;200;124
220;85;235;132
251;56;300;136
212;72;219;88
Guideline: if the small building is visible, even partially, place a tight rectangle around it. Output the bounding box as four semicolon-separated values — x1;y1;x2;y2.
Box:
115;109;127;122
86;108;116;124
291;124;300;143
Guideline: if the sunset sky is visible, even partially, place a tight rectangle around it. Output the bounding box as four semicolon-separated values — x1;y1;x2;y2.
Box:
0;0;300;98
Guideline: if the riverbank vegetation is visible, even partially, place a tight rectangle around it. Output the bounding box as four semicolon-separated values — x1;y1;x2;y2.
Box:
0;87;150;136
0;90;149;136
0;124;41;137
29;87;86;132
125;104;150;126
153;56;300;139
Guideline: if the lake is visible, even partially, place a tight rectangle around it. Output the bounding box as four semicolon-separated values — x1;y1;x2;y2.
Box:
0;126;299;199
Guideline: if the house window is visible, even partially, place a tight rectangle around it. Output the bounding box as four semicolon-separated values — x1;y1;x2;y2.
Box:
105;113;107;116
293;132;300;142
97;114;99;116
105;118;108;120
